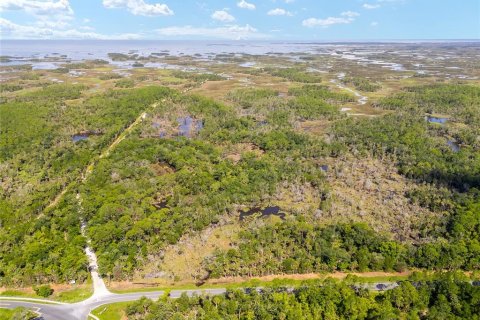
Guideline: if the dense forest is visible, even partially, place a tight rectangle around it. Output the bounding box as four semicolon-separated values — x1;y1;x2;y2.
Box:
0;85;173;285
126;273;480;319
0;65;479;297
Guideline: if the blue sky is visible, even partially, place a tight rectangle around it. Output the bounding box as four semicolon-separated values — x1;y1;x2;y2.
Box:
1;0;479;40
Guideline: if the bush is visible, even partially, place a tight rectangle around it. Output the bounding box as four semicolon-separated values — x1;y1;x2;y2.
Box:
34;285;54;297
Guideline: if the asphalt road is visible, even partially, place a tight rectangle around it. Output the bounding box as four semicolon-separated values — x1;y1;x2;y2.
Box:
3;281;479;319
0;283;395;320
0;288;230;320
0;291;165;320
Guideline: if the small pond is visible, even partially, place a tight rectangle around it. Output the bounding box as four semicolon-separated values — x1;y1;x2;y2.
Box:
152;199;169;209
72;134;89;142
177;116;203;137
178;116;193;137
239;206;285;221
447;140;460;152
239;62;256;68
426;116;448;124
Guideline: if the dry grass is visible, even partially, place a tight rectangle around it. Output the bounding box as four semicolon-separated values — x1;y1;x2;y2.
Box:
320;156;440;241
133;218;241;283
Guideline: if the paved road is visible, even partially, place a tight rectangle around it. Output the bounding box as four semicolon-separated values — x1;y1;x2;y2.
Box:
0;288;230;320
3;281;478;319
0;292;164;320
0;283;398;319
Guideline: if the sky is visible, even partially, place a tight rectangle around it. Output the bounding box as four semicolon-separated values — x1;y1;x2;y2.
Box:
0;0;479;40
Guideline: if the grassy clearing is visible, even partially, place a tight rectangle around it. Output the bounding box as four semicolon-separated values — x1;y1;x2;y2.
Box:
0;282;92;303
91;302;130;320
0;307;38;320
54;285;93;303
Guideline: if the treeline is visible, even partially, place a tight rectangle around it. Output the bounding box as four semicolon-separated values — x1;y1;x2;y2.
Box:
227;86;353;122
287;85;354;119
342;76;381;92
207;222;410;277
170;70;225;82
126;274;480;319
264;67;323;83
332;112;480;190
375;84;480;124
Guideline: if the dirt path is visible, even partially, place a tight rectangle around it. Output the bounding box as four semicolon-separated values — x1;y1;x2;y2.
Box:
44;103;158;211
78;194;110;298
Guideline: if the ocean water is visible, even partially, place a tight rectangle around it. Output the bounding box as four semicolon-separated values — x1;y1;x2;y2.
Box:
1;40;478;73
0;40;323;63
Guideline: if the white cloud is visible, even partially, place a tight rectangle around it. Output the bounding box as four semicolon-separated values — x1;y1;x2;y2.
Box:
371;21;379;27
237;0;255;10
341;11;360;18
0;0;73;16
0;17;141;39
156;24;267;40
267;8;292;16
0;0;74;31
284;0;295;3
302;11;359;28
211;10;235;22
102;0;173;16
363;3;380;9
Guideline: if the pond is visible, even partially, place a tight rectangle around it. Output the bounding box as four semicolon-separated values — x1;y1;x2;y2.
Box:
72;134;89;142
426;116;448;124
178;116;193;137
239;62;256;68
239;206;285;221
177;116;203;137
447;140;460;152
152;199;169;209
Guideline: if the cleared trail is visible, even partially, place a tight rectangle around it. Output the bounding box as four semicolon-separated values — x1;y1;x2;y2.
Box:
44;103;157;211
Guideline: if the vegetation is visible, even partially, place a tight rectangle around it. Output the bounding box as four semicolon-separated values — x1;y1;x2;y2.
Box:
264;67;323;83
33;284;54;297
125;274;480;320
342;76;381;92
0;85;173;285
115;79;135;88
207;198;480;278
1;45;479;318
170;70;225;82
0;307;37;320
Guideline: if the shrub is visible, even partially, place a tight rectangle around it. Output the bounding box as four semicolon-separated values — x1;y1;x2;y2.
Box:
34;285;54;297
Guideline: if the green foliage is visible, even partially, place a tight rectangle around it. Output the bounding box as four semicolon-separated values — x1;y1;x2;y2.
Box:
0;307;38;320
115;79;134;88
34;284;54;297
125;276;480;319
206;222;409;277
0;85;173;285
99;73;123;80
170;70;225;82
342;76;381;92
332;111;480;190
265;67;323;83
375;84;480;124
108;53;130;61
288;85;353;119
0;83;23;92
